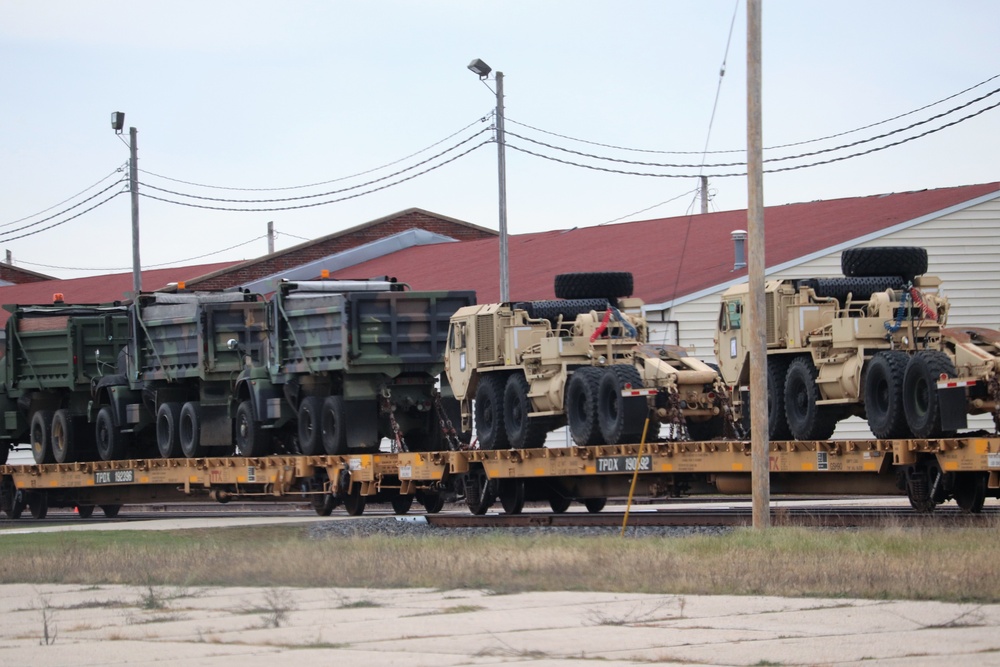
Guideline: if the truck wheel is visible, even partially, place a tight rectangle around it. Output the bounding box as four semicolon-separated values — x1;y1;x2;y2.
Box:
597;365;646;444
298;396;324;455
156;402;183;459
30;410;55;465
566;367;605;446
902;351;957;439
95;406;128;461
475;374;509;450
554;272;634;300
841;246;928;280
503;374;547;449
50;409;77;464
179;402;207;458
766;358;793;440
784;357;839;440
235;400;271;457
864;351;910;439
321;396;348;455
520;298;611;324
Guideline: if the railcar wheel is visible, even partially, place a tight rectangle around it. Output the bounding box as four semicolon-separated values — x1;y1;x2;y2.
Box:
76;504;95;519
584;497;607;513
784;357;839;440
297;396;324;455
51;409;77;464
235;401;271;457
343;485;366;516
597;365;646;445
100;504;121;518
30;410;55;465
954;472;987;514
475;374;508;450
156;402;183;459
548;495;572;514
902;351;957;439
321;396;348;455
503;374;547;449
6;488;25;519
499;480;526;515
391;494;414;515
311;494;338;516
179;402;207;458
566;367;604;446
28;493;48;520
418;492;445;514
465;471;497;515
95;406;128;461
864;351;911;439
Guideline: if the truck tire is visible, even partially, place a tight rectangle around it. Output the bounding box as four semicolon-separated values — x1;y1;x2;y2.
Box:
566;367;604;446
235;400;271;457
554;272;634;300
180;402;207;458
784;357;839;440
902;350;957;439
321;396;348;455
298;396;324;455
156;402;183;459
30;410;55;465
475;374;509;450
767;357;793;441
95;405;128;461
50;409;77;464
841;246;928;280
807;276;906;304
597;365;646;444
503;374;548;449
864;351;910;439
520;299;611;324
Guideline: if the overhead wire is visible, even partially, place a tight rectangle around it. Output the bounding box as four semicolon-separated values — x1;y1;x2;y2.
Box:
0;190;125;243
1;164;127;228
0;178;127;239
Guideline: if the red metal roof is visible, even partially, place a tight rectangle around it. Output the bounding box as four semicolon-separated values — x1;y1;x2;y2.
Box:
334;183;1000;304
0;261;238;326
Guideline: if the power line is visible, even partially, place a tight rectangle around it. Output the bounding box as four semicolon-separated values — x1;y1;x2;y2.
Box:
138;140;491;212
138;128;491;204
0;179;127;239
138;113;493;192
0;190;124;243
599;187;701;225
1;165;126;228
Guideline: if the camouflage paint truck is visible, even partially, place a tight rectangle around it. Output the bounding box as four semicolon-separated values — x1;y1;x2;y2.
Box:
446;272;734;451
231;279;476;457
714;246;1000;443
0;301;130;464
91;290;269;460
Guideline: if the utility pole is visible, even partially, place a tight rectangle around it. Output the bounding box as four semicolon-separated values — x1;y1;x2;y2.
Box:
747;0;770;528
129;126;141;296
495;70;510;303
700;175;709;214
267;221;275;254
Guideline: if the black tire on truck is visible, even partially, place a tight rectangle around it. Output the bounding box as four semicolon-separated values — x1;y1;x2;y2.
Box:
767;357;793;441
297;396;324;455
520;299;611;324
565;367;604;446
50;409;77;464
597;365;646;444
503;373;548;449
808;276;907;304
841;246;928;281
235;400;271;457
156;402;182;459
30;410;55;465
864;351;911;439
554;272;634;300
474;374;509;450
95;405;128;461
321;396;348;455
179;402;207;458
902;350;958;439
784;357;839;440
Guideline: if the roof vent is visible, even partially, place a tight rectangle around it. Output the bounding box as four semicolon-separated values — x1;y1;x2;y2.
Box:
731;230;747;270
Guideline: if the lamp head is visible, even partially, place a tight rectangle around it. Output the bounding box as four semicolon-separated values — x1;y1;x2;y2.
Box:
467;58;491;78
111;111;125;133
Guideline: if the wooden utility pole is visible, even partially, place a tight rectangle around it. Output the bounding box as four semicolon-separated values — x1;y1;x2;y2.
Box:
700;175;709;214
747;0;770;528
129;126;141;296
267;221;275;254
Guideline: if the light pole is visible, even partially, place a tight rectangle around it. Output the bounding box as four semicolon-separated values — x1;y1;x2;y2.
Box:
467;59;509;303
111;111;141;297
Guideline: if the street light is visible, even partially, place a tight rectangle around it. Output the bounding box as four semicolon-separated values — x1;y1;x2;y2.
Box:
467;58;509;302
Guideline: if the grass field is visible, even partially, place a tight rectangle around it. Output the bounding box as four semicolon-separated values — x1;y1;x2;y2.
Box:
1;520;998;602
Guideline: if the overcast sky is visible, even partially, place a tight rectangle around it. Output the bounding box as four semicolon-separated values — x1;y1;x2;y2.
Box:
1;1;997;280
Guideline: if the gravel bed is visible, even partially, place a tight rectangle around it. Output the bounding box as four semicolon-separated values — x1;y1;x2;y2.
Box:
308;516;734;540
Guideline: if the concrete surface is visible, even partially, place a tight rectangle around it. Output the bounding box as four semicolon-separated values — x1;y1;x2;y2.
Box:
1;583;999;666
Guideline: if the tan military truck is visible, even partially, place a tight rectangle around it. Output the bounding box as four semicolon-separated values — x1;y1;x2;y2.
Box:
445;272;734;450
714;246;1000;442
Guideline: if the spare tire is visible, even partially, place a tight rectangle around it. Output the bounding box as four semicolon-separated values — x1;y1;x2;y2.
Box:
554;272;633;300
841;247;928;281
805;276;906;304
519;298;610;324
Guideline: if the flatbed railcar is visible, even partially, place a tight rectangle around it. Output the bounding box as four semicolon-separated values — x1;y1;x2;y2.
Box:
2;434;998;519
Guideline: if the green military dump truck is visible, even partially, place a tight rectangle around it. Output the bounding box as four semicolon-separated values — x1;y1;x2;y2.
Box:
0;302;130;464
91;290;269;461
232;279;475;457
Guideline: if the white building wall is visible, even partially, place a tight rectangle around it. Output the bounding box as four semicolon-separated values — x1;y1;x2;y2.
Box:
645;195;1000;439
